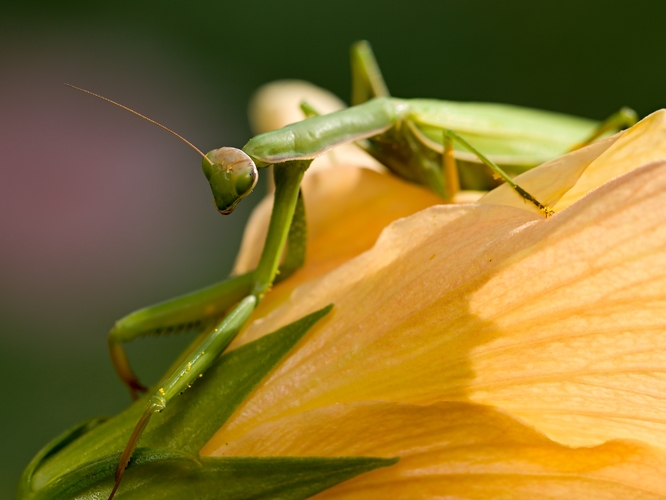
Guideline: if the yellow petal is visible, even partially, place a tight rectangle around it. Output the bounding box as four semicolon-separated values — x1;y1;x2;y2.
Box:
211;160;666;451
555;110;666;210
479;134;619;214
248;80;347;134
480;109;666;214
204;401;666;499
214;198;540;440
467;160;666;448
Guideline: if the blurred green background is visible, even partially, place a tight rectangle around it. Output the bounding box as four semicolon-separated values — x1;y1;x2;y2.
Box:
1;0;664;497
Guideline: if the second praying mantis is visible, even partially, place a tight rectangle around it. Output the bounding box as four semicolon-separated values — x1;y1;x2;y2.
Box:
70;41;636;499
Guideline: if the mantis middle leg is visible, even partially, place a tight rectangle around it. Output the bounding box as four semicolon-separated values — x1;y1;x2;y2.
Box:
570;106;638;150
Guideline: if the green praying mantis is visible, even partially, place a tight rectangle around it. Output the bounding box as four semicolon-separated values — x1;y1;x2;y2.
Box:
63;41;636;499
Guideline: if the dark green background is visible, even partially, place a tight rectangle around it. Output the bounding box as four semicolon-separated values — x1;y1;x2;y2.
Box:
1;1;664;497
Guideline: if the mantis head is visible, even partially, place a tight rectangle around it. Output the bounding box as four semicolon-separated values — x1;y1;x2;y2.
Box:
62;85;260;216
202;147;259;215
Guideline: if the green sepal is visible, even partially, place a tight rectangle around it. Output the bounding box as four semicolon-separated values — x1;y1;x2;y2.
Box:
31;447;200;500
25;305;341;498
18;417;108;499
40;454;398;500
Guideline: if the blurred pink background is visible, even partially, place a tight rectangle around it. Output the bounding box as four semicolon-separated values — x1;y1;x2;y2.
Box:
0;28;259;497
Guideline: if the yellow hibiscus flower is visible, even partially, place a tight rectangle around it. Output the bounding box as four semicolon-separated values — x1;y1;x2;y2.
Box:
200;83;666;498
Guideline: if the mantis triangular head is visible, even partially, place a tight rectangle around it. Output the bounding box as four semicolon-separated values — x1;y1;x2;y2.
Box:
202;147;258;214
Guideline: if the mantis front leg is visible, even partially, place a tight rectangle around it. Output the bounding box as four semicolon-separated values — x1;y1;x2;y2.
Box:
108;160;310;499
108;272;255;399
109;168;309;400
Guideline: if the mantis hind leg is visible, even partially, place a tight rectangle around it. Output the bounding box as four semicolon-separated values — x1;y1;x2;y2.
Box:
570;106;638;151
350;40;390;105
444;130;553;217
403;120;551;214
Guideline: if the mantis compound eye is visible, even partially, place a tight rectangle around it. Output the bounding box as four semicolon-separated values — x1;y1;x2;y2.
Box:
202;147;258;215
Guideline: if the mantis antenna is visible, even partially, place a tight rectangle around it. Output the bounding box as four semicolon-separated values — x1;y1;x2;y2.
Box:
65;83;214;166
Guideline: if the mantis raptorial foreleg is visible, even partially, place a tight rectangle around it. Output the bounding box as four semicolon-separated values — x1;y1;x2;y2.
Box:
108;168;308;400
274;190;307;284
250;162;310;297
108;272;254;399
108;160;310;498
108;295;257;500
